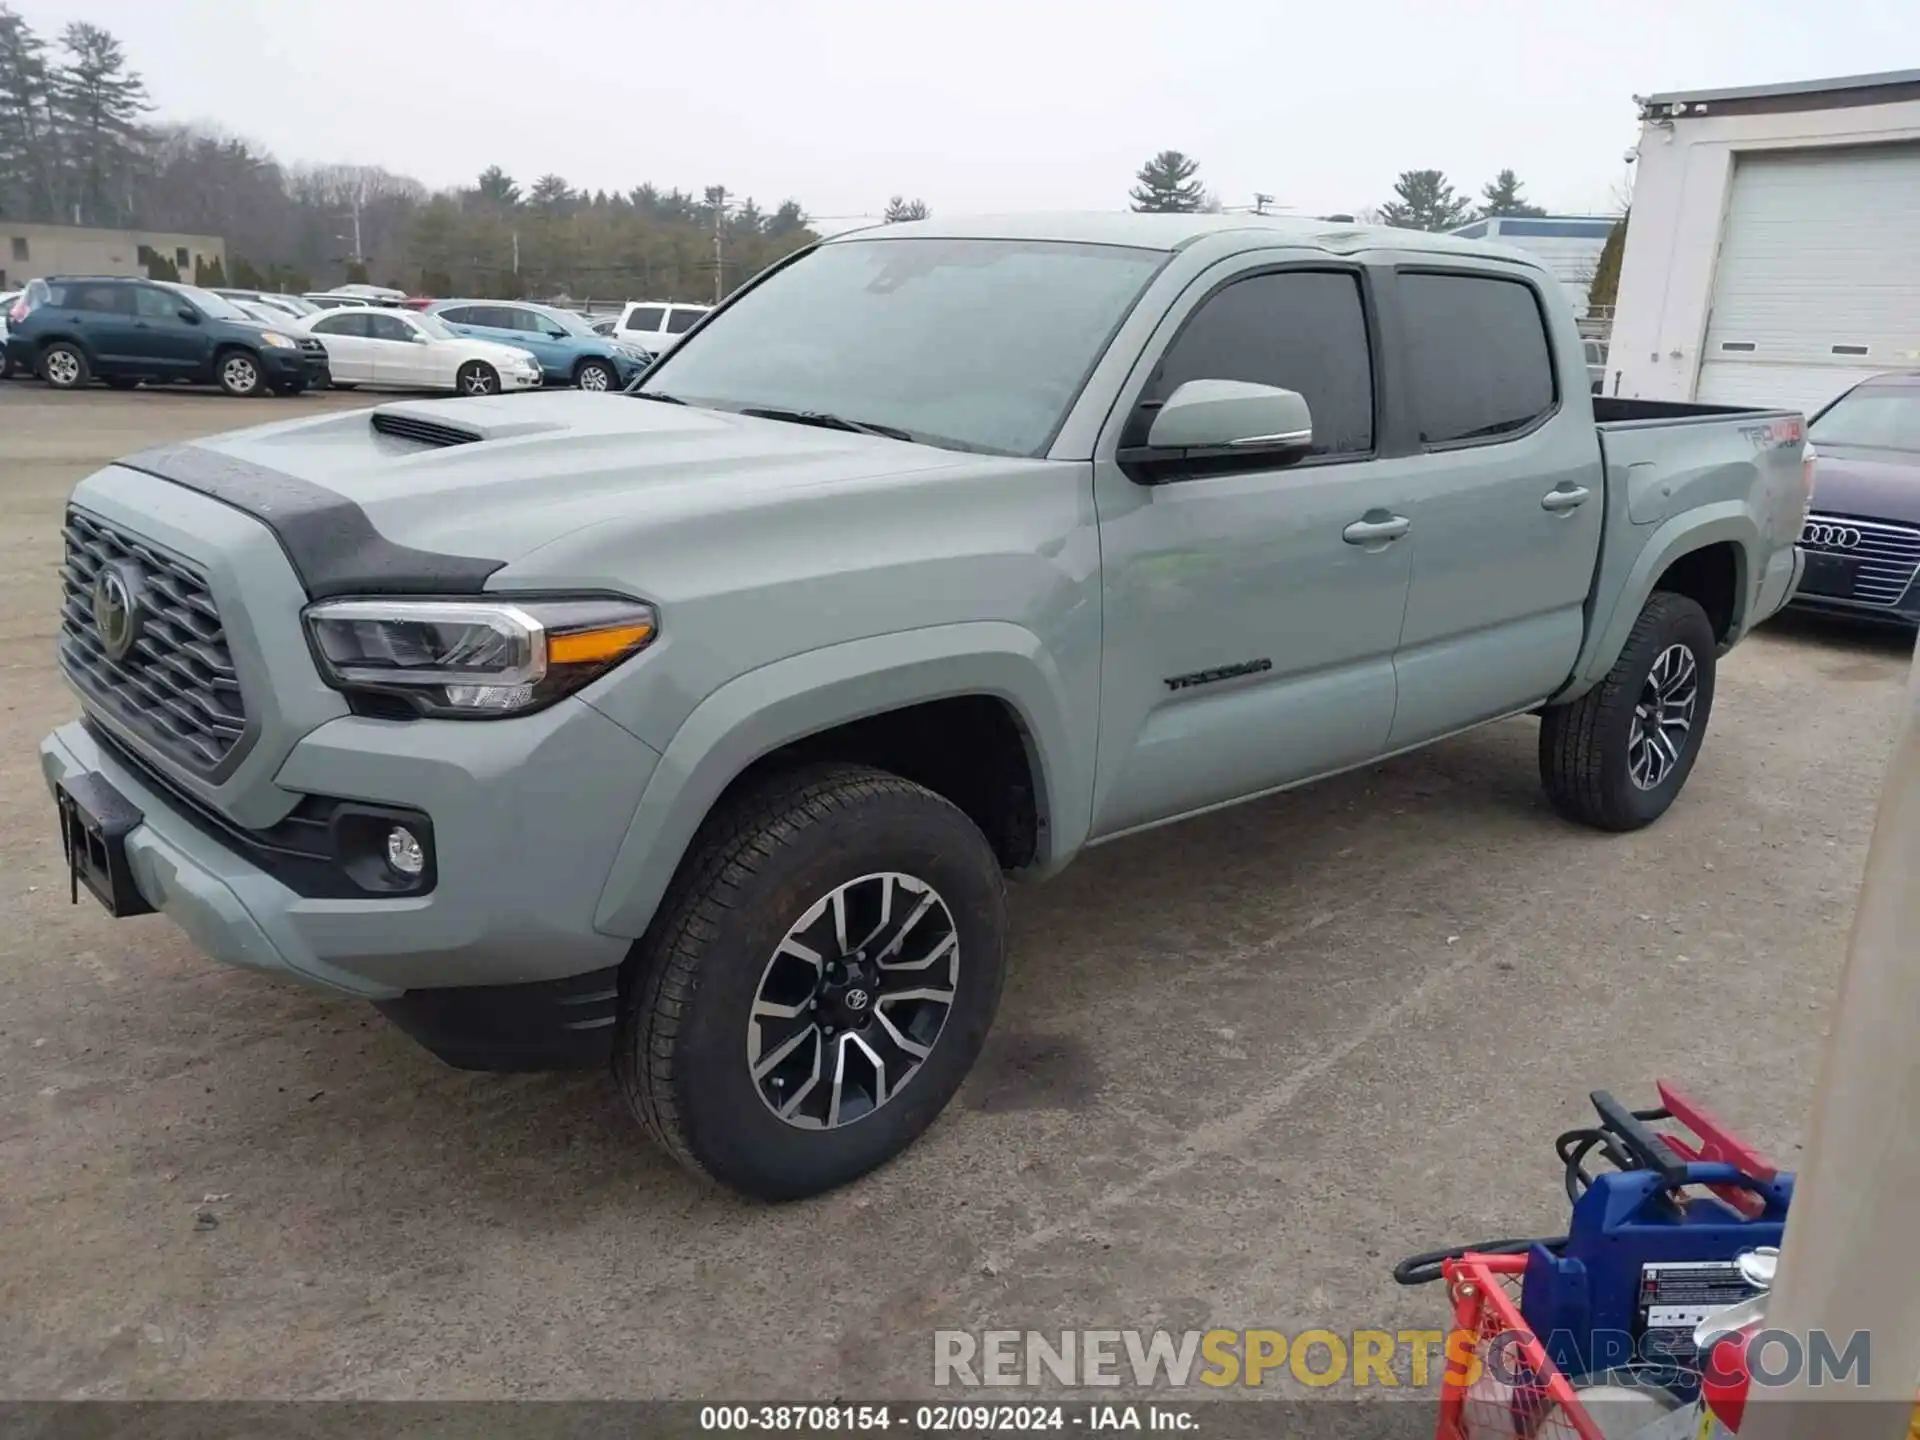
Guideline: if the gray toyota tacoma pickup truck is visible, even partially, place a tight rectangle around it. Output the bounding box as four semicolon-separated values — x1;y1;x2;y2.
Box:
42;214;1811;1199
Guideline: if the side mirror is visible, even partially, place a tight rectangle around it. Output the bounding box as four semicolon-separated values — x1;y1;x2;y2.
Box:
410;332;430;344
177;307;200;323
1121;379;1314;483
547;329;567;339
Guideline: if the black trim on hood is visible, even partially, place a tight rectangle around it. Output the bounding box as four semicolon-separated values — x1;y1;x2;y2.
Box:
117;442;505;599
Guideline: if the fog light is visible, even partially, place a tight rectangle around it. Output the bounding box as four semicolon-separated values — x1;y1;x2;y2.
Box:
385;826;425;877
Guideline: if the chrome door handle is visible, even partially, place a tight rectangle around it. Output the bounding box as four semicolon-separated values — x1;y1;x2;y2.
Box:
1343;515;1411;545
1541;486;1591;512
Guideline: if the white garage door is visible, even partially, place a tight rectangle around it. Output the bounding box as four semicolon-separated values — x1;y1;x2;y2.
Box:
1697;142;1920;415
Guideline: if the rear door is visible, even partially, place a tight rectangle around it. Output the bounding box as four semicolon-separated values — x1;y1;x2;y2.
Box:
65;282;139;368
308;311;373;381
621;304;666;351
1382;266;1603;748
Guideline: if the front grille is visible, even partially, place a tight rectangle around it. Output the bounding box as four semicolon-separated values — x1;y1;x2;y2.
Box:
59;508;249;774
370;411;480;448
297;336;327;357
1799;514;1920;607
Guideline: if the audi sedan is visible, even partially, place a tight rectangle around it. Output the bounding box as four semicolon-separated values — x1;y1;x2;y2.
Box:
1791;372;1920;630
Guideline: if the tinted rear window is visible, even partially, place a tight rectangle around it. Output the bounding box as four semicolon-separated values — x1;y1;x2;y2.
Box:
1400;272;1556;445
665;307;704;334
625;305;666;331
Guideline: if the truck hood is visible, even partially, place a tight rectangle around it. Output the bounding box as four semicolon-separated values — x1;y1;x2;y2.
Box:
113;391;978;597
1808;444;1920;525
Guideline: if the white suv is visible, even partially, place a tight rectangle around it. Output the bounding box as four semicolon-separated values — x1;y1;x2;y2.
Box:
612;301;710;354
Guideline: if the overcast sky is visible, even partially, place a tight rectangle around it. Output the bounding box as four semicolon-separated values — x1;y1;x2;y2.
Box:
16;0;1917;223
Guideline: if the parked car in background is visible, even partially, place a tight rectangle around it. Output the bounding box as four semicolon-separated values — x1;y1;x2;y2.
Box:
611;299;710;354
1584;337;1608;393
298;305;543;394
304;285;409;311
426;299;651;390
1789;371;1920;630
587;314;620;338
214;288;317;321
0;289;18;377
5;276;329;395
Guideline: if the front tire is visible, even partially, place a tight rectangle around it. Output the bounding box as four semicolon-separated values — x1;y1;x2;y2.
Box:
40;342;89;390
615;762;1007;1200
456;361;500;396
574;358;617;392
1540;591;1718;831
216;350;265;397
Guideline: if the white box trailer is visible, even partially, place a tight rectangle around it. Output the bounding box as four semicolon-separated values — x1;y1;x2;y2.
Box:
1610;69;1920;417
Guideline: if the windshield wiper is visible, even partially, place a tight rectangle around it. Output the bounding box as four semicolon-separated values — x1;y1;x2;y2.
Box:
736;405;915;443
628;389;686;404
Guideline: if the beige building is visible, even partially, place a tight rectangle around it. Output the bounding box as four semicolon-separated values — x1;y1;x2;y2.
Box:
0;222;227;290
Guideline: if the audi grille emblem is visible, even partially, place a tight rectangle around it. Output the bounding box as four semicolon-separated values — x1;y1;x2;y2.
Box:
843;988;870;1011
1802;522;1862;550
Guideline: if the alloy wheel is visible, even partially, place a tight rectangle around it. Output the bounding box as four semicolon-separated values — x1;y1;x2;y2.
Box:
578;364;612;391
1627;642;1698;791
222;355;258;393
746;871;960;1131
45;350;79;386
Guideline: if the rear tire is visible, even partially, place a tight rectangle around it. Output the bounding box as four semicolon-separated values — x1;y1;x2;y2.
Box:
216;349;265;397
456;361;499;396
40;342;89;390
574;358;617;392
615;762;1007;1200
1540;591;1718;832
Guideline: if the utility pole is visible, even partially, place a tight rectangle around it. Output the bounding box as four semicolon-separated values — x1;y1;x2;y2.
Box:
512;230;520;275
707;185;729;304
349;189;364;266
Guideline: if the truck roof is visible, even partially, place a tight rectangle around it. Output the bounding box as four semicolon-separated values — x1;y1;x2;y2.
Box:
823;211;1536;264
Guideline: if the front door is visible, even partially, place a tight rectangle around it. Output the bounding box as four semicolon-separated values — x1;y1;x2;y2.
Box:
130;285;208;379
1382;267;1604;748
1090;262;1413;838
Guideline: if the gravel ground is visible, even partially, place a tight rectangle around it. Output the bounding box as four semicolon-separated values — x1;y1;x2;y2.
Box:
0;385;1911;1402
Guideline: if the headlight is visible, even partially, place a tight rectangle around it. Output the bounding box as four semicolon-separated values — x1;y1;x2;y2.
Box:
304;596;657;718
261;331;297;349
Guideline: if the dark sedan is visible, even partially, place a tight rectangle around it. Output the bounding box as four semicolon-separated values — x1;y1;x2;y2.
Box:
1791;372;1920;629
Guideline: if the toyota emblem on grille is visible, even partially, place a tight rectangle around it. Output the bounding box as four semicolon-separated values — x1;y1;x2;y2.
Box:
91;562;144;662
1803;522;1863;550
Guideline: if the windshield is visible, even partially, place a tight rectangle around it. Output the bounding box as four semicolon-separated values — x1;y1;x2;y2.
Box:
413;311;457;341
638;237;1168;455
1809;385;1920;454
534;307;595;338
172;285;251;322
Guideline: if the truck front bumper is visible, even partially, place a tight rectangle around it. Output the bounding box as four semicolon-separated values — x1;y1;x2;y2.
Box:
40;699;662;1068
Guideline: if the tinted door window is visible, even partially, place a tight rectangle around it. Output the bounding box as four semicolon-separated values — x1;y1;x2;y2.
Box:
312;312;370;337
133;286;183;320
437;306;477;325
1399;273;1555;445
1134;270;1374;456
625;305;666;332
71;284;132;314
367;314;417;343
664;307;704;334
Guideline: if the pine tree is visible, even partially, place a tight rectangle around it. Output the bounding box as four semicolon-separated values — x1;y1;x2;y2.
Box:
48;21;148;226
1129;150;1205;213
473;165;519;208
1479;169;1546;219
1377;170;1472;231
1588;212;1628;314
528;173;572;215
0;5;55;219
883;195;929;223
